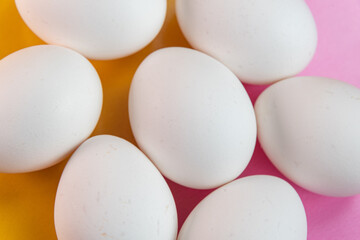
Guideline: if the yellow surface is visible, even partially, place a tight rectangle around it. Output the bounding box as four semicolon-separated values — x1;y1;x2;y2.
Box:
0;0;189;239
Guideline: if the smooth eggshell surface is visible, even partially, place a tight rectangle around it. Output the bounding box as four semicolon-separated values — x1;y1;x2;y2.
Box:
255;76;360;197
129;47;257;189
178;175;307;240
15;0;167;60
54;135;177;240
176;0;317;85
0;45;102;173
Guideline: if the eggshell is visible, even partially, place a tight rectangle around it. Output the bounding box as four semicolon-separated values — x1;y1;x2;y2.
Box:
176;0;317;85
0;45;102;173
54;135;177;240
15;0;167;60
129;47;256;189
178;175;307;240
255;76;360;197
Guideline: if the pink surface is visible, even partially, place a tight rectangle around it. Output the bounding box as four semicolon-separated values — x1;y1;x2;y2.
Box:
166;0;360;239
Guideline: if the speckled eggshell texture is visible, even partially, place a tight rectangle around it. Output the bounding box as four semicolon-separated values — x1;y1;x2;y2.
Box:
129;47;257;189
54;135;178;240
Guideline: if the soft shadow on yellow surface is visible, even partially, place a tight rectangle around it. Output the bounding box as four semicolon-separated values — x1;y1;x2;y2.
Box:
0;0;189;239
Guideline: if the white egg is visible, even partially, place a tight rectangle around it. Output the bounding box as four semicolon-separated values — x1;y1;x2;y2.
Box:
129;47;256;189
255;77;360;197
54;135;177;240
15;0;167;60
178;175;307;240
176;0;317;85
0;45;102;173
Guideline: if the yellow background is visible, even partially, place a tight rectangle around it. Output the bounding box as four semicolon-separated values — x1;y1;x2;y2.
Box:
0;0;188;238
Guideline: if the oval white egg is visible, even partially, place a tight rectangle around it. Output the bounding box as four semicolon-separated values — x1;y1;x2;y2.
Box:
0;45;102;173
255;77;360;197
15;0;167;60
178;175;307;240
129;47;256;189
54;135;178;240
176;0;317;85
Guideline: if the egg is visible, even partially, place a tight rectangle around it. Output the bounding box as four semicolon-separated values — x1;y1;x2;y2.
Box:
129;47;256;189
176;0;317;85
0;45;102;173
54;135;177;240
255;77;360;197
15;0;167;60
178;175;307;240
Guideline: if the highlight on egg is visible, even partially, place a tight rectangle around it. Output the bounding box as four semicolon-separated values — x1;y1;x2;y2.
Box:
0;45;102;173
176;0;317;85
15;0;167;60
129;47;257;189
255;76;360;197
54;135;178;240
178;175;307;240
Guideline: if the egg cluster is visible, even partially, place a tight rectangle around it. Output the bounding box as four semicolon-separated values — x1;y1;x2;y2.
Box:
0;0;359;239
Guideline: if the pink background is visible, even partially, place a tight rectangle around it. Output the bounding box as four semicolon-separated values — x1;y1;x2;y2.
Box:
166;0;360;239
